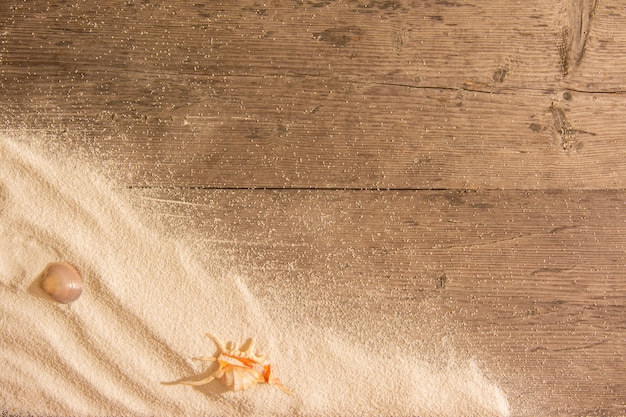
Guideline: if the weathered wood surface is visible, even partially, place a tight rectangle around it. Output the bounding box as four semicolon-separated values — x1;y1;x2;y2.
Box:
1;0;625;415
1;0;625;189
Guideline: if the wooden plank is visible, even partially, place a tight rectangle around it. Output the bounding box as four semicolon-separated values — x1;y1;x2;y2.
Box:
0;0;564;86
131;188;626;416
562;1;626;91
2;0;625;189
3;76;625;189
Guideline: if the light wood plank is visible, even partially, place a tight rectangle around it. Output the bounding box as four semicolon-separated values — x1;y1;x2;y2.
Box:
132;188;626;416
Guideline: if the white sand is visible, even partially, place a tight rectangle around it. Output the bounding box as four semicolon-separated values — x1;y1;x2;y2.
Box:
0;133;510;416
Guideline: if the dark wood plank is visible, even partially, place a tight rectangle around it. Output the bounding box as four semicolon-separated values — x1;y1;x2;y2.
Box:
132;187;626;416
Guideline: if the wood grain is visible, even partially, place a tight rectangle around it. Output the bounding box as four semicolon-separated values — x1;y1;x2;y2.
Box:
1;0;625;415
1;0;625;189
562;1;626;91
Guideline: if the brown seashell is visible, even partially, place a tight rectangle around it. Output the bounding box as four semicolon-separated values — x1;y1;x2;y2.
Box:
40;262;83;304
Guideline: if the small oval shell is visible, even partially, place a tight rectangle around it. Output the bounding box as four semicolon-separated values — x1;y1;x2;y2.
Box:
40;262;83;303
